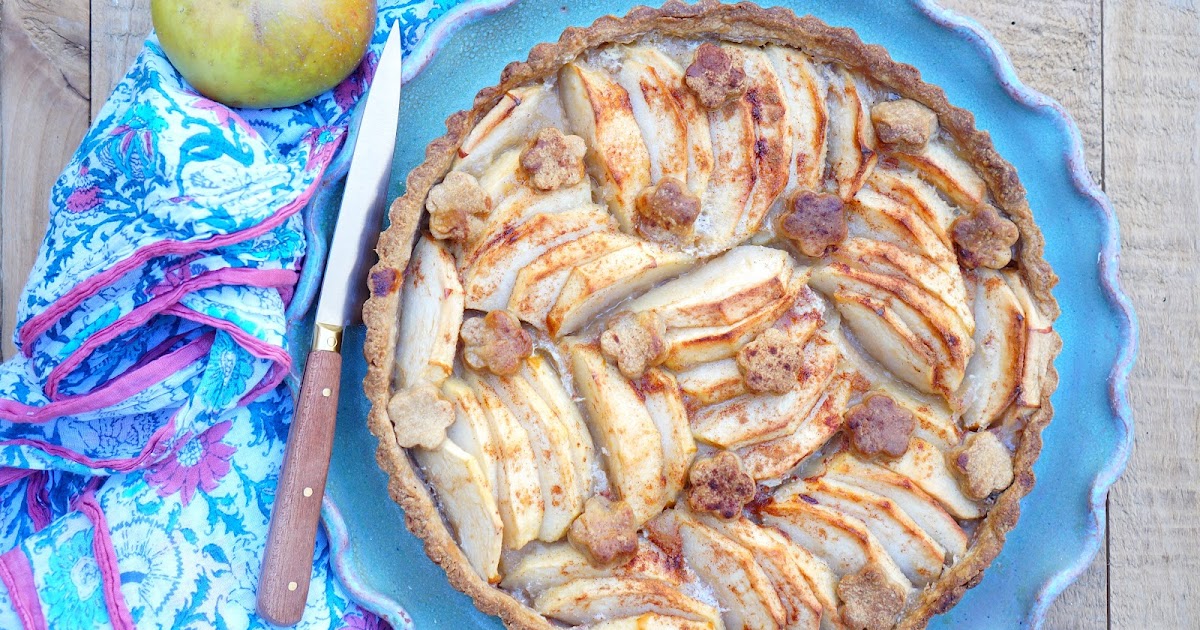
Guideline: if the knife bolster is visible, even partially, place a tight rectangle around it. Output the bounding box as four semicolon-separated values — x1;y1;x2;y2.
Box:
313;322;344;353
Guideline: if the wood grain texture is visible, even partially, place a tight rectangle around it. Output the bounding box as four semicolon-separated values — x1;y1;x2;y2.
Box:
939;0;1104;180
1104;0;1200;627
89;0;152;120
935;2;1109;627
0;0;91;360
258;348;343;626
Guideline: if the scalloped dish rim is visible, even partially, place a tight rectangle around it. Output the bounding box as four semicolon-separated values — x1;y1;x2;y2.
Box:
318;1;1137;628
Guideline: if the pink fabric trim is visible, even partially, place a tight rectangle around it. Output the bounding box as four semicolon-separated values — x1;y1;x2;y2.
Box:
0;468;34;488
19;157;334;353
0;413;178;474
163;305;292;368
0;548;46;630
0;334;213;424
241;363;288;405
122;331;194;375
164;305;293;403
77;492;135;629
278;284;295;308
77;477;105;500
24;473;50;532
45;268;298;399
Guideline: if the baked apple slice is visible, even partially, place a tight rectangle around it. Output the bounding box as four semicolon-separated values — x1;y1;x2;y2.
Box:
737;374;853;480
732;46;793;241
465;178;596;266
453;85;564;175
824;452;968;560
485;372;585;541
677;515;788;630
534;577;723;627
591;614;716;629
848;187;957;273
569;344;667;523
956;269;1026;429
833;236;972;329
500;542;680;593
690;336;839;449
812;262;972;382
677;358;748;407
661;276;803;371
882;437;983;520
684;512;842;630
508;231;639;330
627;245;794;329
520;355;595;498
765;45;828;193
413;440;504;584
826;68;877;200
559;62;652;230
615;49;690;184
787;477;947;585
868;167;957;239
548;242;696;337
463;207;615;311
760;497;912;594
1002;270;1055;409
467;375;544;550
625;46;714;195
828;289;941;395
761;535;843;630
442;378;499;494
696;45;757;249
397;236;463;388
639;369;697;505
474;148;523;210
828;262;971;361
894;141;988;210
697;515;823;630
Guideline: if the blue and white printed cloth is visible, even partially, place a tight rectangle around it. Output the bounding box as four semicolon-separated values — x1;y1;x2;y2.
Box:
0;2;462;627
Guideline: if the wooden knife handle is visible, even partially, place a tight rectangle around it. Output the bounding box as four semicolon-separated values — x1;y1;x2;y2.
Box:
257;349;342;626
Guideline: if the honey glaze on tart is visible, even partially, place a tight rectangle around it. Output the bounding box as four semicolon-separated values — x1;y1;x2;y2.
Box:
364;3;1060;629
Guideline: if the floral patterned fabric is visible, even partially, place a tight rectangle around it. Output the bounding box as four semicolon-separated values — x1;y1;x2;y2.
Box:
0;2;461;627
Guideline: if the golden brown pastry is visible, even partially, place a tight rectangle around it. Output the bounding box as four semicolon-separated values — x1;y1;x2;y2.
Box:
362;3;1061;628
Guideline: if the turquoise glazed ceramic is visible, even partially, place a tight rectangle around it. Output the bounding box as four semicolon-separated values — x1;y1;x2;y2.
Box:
316;1;1137;627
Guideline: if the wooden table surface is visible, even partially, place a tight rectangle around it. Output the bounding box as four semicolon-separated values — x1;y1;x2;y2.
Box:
1;0;1196;627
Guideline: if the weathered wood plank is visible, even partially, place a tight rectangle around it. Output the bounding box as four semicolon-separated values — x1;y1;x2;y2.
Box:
1104;0;1200;627
0;0;91;360
938;2;1109;627
1043;552;1109;630
89;0;152;119
941;0;1104;180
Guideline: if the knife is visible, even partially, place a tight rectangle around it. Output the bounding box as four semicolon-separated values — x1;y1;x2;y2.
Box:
256;22;404;627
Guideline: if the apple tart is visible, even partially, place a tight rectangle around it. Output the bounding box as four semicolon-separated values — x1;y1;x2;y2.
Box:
363;2;1061;628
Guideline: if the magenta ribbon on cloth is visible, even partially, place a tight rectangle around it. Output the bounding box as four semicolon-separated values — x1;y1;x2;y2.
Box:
0;2;460;627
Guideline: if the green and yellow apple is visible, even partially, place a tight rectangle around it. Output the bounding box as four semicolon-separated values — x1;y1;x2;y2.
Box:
151;0;377;108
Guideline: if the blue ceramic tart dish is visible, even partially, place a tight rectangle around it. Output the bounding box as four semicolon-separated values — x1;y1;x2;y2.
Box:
311;1;1136;628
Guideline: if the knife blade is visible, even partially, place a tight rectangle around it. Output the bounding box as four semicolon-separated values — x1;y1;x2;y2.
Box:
257;22;404;627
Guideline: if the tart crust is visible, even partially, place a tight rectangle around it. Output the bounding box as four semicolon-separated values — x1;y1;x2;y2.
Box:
361;2;1062;627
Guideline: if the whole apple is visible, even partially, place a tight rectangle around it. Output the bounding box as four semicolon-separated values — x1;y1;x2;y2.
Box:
151;0;377;109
